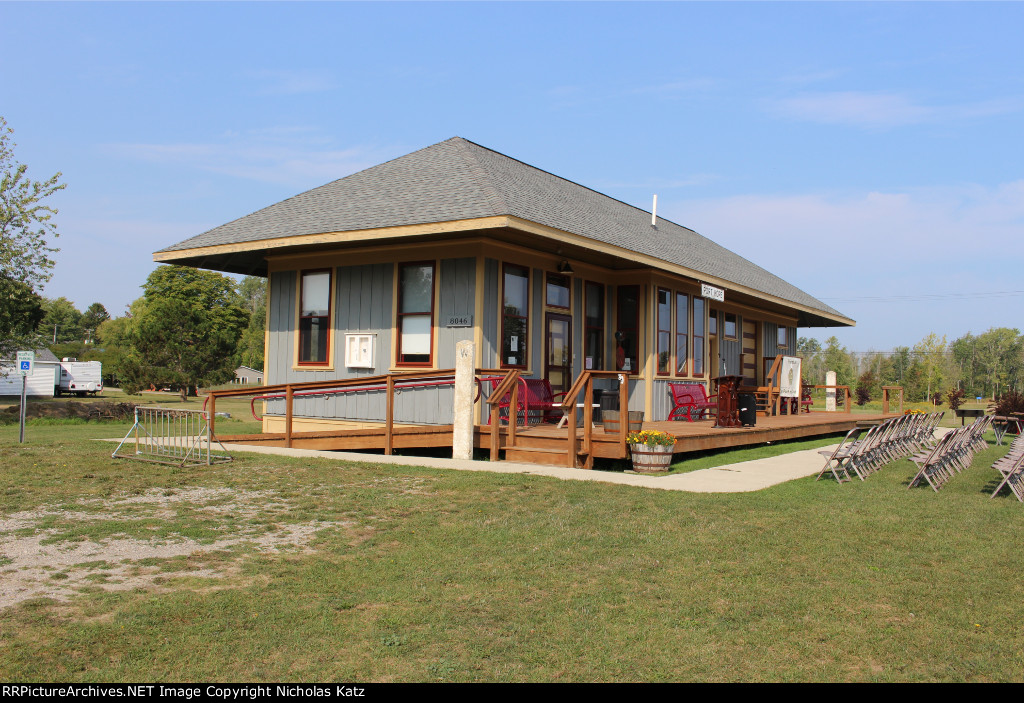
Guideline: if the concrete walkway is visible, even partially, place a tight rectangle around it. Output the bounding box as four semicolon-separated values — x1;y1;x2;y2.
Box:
221;441;842;493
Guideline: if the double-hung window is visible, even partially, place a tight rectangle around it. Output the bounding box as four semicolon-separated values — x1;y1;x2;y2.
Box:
299;270;331;365
502;264;529;368
657;288;671;375
675;292;689;376
692;297;705;376
397;262;435;366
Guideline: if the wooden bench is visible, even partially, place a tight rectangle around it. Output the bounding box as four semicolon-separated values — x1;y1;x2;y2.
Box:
667;382;717;422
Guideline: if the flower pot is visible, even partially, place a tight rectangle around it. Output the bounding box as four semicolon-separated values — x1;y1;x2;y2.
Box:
629;443;674;473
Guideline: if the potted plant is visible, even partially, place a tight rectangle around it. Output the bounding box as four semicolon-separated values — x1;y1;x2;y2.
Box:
626;429;677;473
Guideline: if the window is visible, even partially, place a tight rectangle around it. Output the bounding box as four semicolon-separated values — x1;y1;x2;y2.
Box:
723;312;737;340
397;262;434;365
709;308;718;337
584;282;604;370
299;270;331;365
616;285;639;373
675;292;689;376
657;288;671;375
777;326;789;350
502;264;529;368
692;298;705;376
546;273;570;309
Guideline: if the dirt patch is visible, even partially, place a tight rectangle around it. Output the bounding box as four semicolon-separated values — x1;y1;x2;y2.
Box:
0;401;137;422
0;487;349;609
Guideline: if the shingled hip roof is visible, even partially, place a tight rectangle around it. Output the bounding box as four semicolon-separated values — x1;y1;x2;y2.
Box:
157;136;851;326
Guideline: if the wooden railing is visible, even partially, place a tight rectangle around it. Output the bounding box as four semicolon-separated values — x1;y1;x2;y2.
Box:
882;386;904;414
810;385;852;413
205;369;505;452
560;370;630;469
485;368;521;461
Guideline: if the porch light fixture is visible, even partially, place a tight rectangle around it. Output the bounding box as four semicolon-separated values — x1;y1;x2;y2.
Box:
557;260;575;275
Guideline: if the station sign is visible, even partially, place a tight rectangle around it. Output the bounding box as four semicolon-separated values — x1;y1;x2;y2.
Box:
701;283;725;302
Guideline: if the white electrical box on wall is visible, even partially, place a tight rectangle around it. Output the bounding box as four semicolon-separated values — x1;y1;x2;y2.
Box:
345;333;375;368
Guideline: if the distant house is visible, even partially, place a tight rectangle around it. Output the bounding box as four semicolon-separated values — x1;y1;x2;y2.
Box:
234;365;264;385
0;349;60;397
155;137;853;432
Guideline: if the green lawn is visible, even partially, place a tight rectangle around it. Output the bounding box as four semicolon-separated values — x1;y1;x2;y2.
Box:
0;421;1021;682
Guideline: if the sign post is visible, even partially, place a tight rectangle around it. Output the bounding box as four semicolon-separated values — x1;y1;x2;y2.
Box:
16;351;33;444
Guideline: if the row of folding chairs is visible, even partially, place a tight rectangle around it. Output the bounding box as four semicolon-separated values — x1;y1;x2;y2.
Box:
907;415;993;492
817;412;945;484
990;434;1024;502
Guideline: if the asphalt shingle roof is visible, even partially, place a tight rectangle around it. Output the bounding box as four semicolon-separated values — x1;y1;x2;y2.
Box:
158;137;847;321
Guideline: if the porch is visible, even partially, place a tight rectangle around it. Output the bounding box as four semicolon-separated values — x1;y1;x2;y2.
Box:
215;409;895;468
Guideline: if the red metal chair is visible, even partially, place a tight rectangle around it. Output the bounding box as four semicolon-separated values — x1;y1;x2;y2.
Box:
668;382;717;422
486;377;565;426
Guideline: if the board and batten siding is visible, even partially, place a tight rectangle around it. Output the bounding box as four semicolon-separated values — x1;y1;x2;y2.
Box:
266;259;474;425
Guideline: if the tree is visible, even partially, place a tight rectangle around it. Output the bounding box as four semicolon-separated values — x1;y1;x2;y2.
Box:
38;296;83;344
81;302;110;343
236;275;267;371
822;336;854;388
130;267;248;400
912;333;949;405
0;116;65;356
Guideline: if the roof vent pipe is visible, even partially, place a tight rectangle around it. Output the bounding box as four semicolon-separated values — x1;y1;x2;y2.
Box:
651;194;658;227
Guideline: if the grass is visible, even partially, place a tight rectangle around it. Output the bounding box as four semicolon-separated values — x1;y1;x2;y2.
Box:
0;422;1022;681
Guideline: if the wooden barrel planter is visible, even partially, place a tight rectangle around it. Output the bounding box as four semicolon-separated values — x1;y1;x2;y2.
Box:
602;410;643;435
629;444;675;473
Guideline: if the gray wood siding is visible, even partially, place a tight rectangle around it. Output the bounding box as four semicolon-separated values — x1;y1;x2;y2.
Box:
437;258;476;365
267;270;297;387
265;263;455;424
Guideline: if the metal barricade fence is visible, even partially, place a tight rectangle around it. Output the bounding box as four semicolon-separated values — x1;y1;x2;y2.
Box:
112;406;232;466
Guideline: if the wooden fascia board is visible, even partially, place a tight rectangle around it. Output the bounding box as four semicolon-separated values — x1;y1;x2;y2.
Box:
504;216;855;328
152;216;513;263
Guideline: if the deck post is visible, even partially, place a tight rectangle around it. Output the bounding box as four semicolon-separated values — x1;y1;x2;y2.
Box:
567;404;578;467
285;385;294;448
385;375;395;455
489;406;500;461
618;374;629;458
208;394;216;436
452;341;475;460
583;374;594;458
825;372;837;412
508;382;518;447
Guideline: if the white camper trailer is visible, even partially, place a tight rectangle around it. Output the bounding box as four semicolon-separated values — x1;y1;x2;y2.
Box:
57;359;103;396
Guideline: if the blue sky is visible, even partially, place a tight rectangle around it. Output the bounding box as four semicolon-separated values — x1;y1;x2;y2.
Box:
3;1;1022;352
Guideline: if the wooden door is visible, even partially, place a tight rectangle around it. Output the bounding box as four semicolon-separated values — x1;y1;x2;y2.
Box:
742;319;759;386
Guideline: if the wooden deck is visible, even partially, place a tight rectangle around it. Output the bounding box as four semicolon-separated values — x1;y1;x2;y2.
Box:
218;411;896;467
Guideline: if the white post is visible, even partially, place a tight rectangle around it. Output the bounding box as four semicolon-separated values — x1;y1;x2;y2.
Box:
452;340;475;460
825;371;837;412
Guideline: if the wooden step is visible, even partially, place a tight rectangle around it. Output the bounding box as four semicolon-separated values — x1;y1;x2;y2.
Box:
503;445;574;467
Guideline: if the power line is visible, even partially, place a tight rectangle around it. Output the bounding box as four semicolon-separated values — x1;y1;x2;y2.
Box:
819;290;1024;304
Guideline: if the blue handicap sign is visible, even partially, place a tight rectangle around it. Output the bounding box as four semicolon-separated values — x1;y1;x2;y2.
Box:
20;361;30;371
